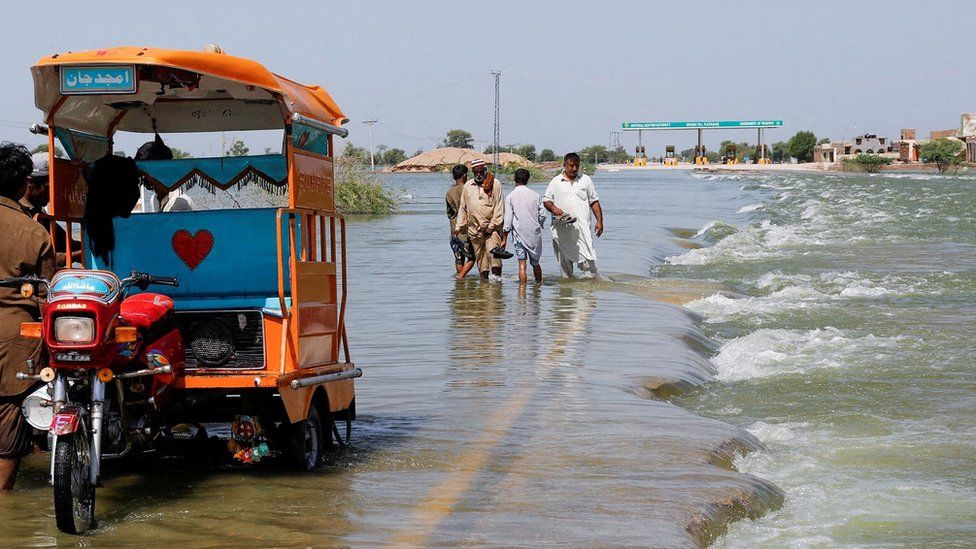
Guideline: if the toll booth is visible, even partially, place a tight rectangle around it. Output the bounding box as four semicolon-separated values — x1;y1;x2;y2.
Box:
664;145;677;166
634;145;647;167
753;144;770;164
695;144;709;165
723;143;738;165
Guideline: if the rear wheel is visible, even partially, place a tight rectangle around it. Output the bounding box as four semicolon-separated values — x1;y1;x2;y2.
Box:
288;407;322;471
53;418;95;534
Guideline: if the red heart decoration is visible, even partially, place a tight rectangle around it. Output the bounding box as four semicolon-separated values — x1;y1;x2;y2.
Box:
171;229;214;271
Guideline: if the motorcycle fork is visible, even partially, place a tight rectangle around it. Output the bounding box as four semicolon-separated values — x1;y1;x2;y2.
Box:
49;372;68;484
90;376;106;485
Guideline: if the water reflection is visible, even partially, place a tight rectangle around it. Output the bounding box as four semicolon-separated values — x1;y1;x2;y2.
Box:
447;281;507;387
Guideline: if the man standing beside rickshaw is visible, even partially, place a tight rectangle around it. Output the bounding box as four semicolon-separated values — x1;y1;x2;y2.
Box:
0;143;57;491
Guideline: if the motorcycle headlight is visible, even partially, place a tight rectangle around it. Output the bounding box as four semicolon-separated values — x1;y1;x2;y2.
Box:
54;317;95;344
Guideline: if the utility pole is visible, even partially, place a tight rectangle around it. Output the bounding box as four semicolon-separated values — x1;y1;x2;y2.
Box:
491;70;501;169
363;119;377;171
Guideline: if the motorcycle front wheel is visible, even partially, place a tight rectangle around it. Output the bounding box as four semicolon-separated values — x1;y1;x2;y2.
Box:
53;417;95;534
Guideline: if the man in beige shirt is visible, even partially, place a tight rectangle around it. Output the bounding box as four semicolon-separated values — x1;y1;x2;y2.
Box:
0;143;57;491
453;159;504;279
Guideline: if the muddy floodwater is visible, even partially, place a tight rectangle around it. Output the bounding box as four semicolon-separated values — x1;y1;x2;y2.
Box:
2;169;973;547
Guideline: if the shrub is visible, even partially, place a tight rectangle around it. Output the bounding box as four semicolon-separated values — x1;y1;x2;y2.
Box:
842;153;893;173
334;156;398;214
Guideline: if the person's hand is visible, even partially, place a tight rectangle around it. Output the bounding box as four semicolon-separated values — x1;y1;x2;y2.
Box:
551;207;565;217
595;220;604;237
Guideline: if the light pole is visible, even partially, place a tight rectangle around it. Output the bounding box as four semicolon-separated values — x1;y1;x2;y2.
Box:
363;119;377;171
491;70;501;169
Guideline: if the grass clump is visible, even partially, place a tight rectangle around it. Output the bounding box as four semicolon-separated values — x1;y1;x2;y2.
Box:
335;156;398;214
493;163;554;182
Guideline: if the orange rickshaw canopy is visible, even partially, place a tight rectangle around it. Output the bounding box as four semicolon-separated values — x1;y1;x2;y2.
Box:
32;46;348;135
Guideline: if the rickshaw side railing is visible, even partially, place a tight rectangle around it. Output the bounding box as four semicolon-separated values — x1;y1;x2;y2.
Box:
42;134;89;270
275;206;349;374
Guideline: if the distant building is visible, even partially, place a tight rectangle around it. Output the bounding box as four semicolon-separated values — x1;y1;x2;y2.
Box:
964;138;976;163
849;134;892;155
961;113;976;163
813;144;836;163
930;129;957;140
814;133;893;163
894;128;918;163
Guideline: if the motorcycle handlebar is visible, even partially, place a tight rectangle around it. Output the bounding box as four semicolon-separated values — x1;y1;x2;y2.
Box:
125;271;180;290
0;275;48;288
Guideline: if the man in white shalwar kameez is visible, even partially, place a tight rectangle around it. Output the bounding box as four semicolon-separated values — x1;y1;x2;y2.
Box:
543;152;604;278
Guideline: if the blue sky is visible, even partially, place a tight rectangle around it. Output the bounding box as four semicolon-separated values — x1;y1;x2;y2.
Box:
0;0;971;156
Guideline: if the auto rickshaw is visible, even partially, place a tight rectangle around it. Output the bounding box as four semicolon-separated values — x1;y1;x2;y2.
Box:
13;45;359;534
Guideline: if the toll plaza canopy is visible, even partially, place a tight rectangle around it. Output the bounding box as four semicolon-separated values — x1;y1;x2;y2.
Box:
31;46;348;135
622;120;783;130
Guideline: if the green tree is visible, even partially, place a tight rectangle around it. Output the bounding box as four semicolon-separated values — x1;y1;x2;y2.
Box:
578;145;609;164
515;144;537;162
539;149;556;162
787;131;817;163
817;137;832;145
412;149;424;157
226;138;249;157
919;138;964;173
382;148;406;166
342;142;370;165
842;153;893;173
771;141;789;163
171;147;193;159
442;129;473;149
607;146;632;164
30;143;65;158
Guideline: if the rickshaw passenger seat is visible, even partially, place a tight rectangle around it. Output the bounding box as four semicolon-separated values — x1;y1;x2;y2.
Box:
89;208;293;312
120;293;175;330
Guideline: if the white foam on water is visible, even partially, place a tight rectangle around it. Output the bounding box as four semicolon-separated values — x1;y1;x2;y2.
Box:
718;411;976;548
667;221;818;265
736;203;764;213
693;220;720;239
690;271;931;322
710;327;899;381
686;287;829;321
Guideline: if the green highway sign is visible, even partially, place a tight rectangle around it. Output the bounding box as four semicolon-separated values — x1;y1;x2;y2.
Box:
622;120;783;130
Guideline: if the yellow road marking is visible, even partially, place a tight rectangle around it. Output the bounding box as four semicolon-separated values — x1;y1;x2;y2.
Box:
391;384;536;547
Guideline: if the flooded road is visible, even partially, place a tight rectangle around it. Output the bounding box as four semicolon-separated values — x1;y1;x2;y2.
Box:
3;169;970;546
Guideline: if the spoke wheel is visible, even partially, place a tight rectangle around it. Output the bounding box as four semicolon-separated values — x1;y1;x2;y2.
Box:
53;417;95;534
289;407;322;471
